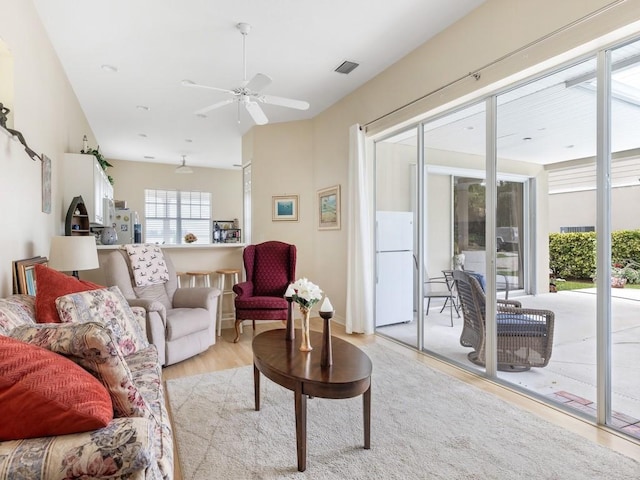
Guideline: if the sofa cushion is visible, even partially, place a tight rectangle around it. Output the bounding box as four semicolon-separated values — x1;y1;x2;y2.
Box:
0;335;113;441
497;313;548;337
55;286;149;356
0;295;36;335
127;346;174;478
10;322;153;419
0;417;159;479
34;263;103;323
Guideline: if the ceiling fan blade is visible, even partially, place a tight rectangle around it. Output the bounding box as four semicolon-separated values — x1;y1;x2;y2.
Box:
181;79;235;95
194;98;234;116
245;73;272;92
244;101;268;125
261;94;310;111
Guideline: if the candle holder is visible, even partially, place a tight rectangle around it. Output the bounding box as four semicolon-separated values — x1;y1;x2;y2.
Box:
285;294;294;341
319;310;334;367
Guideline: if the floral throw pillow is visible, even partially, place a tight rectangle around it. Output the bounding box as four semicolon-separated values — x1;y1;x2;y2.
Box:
55;286;148;356
9;322;153;419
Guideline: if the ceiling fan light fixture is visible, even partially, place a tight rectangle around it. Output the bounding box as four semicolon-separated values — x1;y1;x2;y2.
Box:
175;155;193;174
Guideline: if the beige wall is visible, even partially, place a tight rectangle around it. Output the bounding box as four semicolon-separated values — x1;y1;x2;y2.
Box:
0;0;97;297
549;185;640;233
246;0;640;319
108;159;242;233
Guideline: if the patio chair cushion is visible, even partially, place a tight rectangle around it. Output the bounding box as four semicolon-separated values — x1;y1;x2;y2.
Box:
468;272;487;291
496;313;548;337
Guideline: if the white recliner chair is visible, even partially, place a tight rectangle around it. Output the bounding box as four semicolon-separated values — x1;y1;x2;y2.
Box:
102;248;220;366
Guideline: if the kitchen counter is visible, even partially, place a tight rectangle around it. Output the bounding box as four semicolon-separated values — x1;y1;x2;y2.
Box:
86;243;246;286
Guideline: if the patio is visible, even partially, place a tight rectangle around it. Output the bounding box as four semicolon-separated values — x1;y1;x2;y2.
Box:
376;287;640;438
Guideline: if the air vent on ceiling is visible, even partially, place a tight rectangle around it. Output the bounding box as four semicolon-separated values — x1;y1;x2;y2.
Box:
334;60;359;75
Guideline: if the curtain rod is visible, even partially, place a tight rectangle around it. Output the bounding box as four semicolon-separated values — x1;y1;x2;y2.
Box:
363;0;627;129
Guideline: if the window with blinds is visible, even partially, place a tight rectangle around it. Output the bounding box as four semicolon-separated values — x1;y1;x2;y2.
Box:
144;189;211;244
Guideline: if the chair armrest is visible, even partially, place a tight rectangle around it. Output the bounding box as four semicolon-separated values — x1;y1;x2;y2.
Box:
173;287;220;309
125;298;167;322
233;281;253;297
498;299;522;308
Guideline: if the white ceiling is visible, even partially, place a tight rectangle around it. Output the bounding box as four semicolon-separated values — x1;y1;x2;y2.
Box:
32;0;485;169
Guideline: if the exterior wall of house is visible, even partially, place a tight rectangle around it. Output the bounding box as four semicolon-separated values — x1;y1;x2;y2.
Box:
549;185;640;233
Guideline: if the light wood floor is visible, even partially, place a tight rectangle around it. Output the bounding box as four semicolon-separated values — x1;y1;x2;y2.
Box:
163;319;640;480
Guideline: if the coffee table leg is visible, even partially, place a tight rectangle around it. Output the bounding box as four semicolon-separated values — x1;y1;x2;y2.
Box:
363;384;371;449
254;363;260;411
295;386;307;472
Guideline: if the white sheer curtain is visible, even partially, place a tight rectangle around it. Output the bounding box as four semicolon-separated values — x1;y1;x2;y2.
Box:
346;124;374;334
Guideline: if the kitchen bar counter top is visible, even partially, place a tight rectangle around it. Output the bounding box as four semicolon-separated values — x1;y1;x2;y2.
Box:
97;243;246;250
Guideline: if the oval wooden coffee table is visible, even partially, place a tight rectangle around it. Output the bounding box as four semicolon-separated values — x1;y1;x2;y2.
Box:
252;328;372;472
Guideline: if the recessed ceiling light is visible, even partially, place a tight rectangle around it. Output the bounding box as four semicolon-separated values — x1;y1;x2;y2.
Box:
196;113;207;119
464;126;474;130
100;64;118;73
233;164;242;168
565;145;575;149
143;155;155;159
185;139;193;143
136;105;150;111
523;137;532;141
138;133;147;138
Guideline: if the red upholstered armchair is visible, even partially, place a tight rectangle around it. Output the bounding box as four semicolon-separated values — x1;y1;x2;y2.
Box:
233;241;297;342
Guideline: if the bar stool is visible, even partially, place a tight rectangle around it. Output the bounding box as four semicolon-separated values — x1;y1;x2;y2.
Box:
216;268;240;337
176;272;186;288
185;270;214;288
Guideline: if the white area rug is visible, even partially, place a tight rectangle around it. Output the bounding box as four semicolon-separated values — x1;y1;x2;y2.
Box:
166;343;639;479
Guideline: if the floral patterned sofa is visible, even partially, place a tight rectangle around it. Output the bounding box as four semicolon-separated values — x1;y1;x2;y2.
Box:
0;293;173;480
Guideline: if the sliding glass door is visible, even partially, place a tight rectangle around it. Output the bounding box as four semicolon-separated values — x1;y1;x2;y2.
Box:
372;32;640;441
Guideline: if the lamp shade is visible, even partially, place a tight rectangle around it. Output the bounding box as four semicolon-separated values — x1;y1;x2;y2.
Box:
48;236;99;273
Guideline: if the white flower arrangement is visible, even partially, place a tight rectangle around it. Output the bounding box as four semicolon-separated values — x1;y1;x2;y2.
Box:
291;277;323;311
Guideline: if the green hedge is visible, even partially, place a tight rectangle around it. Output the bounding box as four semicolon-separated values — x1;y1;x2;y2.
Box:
549;230;640;281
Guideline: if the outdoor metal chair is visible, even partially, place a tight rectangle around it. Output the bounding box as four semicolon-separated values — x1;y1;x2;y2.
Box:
452;270;555;371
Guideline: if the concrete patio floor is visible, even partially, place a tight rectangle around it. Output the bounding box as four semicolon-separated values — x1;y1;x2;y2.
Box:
376;287;640;434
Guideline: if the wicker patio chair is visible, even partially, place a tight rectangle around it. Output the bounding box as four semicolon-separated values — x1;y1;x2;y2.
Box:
452;270;555;372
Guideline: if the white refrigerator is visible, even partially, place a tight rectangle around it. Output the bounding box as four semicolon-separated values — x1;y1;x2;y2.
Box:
113;209;136;245
375;211;414;327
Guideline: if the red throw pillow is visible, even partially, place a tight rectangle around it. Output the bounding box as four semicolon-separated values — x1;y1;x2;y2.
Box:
0;335;113;441
34;263;103;323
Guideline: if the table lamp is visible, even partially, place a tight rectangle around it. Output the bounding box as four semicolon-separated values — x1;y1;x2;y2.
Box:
48;236;99;278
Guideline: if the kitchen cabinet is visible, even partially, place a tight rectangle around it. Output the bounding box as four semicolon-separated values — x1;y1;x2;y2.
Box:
63;153;114;226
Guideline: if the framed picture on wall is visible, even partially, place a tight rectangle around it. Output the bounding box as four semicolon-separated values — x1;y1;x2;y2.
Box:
13;256;48;295
317;185;341;230
272;195;299;221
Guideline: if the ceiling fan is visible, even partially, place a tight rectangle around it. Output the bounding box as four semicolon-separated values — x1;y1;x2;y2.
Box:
181;22;310;125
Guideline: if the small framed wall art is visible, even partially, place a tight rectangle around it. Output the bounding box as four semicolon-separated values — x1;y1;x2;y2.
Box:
272;195;299;222
317;185;341;230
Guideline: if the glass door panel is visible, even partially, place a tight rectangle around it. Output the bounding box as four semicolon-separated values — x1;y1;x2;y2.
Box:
374;128;419;348
422;102;486;369
609;38;640;433
495;57;598;417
